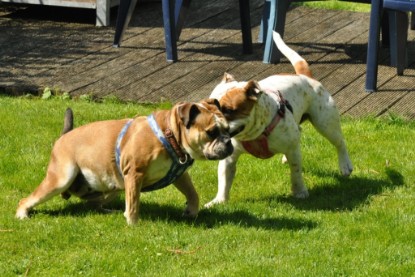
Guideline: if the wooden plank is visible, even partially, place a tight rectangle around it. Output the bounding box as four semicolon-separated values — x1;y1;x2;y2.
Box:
284;8;342;41
338;29;414;117
388;90;415;119
51;0;264;95
0;2;414;118
55;30;167;94
1;0;97;9
78;1;267;99
198;7;333;86
110;26;262;101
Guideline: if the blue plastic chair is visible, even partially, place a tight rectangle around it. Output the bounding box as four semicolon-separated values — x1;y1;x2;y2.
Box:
113;0;253;62
365;0;415;92
259;0;290;64
259;0;374;64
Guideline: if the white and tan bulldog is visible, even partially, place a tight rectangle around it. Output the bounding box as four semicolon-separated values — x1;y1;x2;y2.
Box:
16;99;233;225
205;31;353;207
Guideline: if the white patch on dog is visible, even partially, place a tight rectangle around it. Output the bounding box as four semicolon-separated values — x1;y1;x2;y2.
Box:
81;168;118;192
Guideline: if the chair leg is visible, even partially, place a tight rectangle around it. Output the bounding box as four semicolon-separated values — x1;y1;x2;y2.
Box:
113;0;139;47
263;0;290;64
389;10;408;75
162;0;178;62
258;0;269;44
175;0;191;40
365;0;383;92
239;0;253;54
381;10;390;48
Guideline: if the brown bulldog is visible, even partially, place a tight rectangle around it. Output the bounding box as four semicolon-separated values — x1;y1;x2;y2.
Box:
16;99;233;225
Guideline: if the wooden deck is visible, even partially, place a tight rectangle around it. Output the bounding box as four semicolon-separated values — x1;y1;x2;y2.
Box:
1;1;414;118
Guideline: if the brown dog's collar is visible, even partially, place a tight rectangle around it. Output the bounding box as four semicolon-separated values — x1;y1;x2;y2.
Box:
164;128;189;164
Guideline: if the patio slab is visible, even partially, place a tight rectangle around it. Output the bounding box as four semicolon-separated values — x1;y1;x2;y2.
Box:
0;1;414;118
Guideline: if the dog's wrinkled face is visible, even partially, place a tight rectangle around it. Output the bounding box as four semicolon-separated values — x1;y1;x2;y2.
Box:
175;98;234;160
210;73;262;139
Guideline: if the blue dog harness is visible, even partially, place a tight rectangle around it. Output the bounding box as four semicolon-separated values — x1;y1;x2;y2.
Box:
115;119;133;175
115;115;194;192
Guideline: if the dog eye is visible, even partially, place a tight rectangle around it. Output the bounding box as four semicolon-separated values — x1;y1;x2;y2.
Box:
206;127;220;139
221;107;234;116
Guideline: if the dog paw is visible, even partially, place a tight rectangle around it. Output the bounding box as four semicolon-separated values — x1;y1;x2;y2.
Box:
281;155;288;164
183;208;198;218
125;217;139;225
124;211;139;225
340;164;353;177
339;155;353;177
204;198;227;208
293;190;309;199
15;208;29;220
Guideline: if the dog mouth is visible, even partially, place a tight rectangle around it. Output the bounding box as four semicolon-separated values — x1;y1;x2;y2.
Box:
203;125;243;160
204;137;234;160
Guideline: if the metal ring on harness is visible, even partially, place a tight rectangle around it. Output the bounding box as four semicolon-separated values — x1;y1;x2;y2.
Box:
179;154;188;165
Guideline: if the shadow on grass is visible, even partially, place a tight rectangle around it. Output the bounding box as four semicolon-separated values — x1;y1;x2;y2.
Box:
40;199;317;231
36;168;403;228
27;168;403;230
143;203;317;231
274;168;404;211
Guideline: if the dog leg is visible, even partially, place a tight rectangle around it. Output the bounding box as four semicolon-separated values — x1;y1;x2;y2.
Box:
16;162;79;219
173;172;199;217
204;150;242;208
284;146;309;198
124;172;143;225
309;106;353;176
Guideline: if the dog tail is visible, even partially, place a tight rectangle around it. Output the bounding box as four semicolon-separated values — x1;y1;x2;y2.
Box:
272;31;313;78
61;108;74;135
60;108;74;200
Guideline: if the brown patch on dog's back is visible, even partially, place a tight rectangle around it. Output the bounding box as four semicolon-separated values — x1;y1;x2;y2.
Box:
270;61;313;79
293;60;313;78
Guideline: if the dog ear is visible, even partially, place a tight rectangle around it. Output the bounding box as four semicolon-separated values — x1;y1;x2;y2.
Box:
221;72;235;83
203;98;221;110
178;103;201;129
245;80;262;101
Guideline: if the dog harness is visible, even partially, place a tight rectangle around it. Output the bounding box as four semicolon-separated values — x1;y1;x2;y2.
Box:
115;115;193;192
115;119;133;175
241;91;293;159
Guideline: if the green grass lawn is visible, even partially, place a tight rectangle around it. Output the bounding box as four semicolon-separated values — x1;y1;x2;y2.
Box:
1;96;414;276
295;0;371;13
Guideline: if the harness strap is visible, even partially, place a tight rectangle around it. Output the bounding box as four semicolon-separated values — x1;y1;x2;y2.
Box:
142;114;193;192
263;108;284;137
262;90;291;136
147;114;179;162
114;115;193;192
115;119;133;175
241;90;292;159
